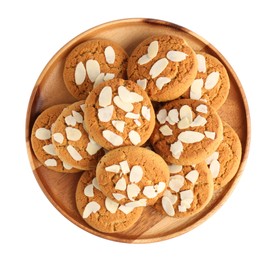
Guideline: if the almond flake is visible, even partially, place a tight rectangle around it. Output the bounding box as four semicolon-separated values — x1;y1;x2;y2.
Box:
105;197;119;213
115;177;126;191
102;130;123;146
136;79;148;90
205;152;219;165
86;137;102;155
53;133;64;144
104;46;115;64
65;127;82;141
168;164;183;174
118;86;131;102
42;144;56;156
205;131;216;140
190;115;207;127
125;199;147;208
93;72;105;87
196;104;208;114
190;79;203;100
129;165;143;183
185;170;199;184
168;109;179;124
170;140;183;159
67;145;82;161
157;109;167;124
205;72;220;90
84;184;94;197
111;120;125;133
98;105;114;122
63;161;73;170
92;177;100;190
162;196;175;216
196;54;207;73
125;112;140;119
129;130;141;145
75;62;86;85
35;128;51;140
127;183;140;201
138;54;151;65
86;59;100;82
159;125;173;136
178;204;187;212
105;164;121;173
44;159;57;167
178;117;191;129
178;131;205;143
72;111;83;123
143;186;158;198
149;58;169;78
104;73;115;81
155;182;166;193
118;205;134;214
147;41;159;59
80;104;85;112
180;189;194;201
65;115;76;126
163;190;177;205
169;175;185;192
167;50;188;62
141;106;150;121
113;95;133;112
134;119;141;126
156;77;171;90
179;105;193;121
99;86;112;107
83;201;100;218
119;160;130;174
210;159;220;178
112;193;126;201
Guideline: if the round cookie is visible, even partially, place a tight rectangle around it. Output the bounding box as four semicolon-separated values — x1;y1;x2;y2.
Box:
63;39;128;100
76;170;144;233
96;146;170;206
127;35;198;102
183;52;230;110
84;78;155;150
51;101;104;170
31;104;79;173
154;162;214;217
150;99;223;165
205;122;242;190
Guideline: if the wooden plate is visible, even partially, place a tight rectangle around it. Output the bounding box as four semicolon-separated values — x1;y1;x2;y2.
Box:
25;18;250;243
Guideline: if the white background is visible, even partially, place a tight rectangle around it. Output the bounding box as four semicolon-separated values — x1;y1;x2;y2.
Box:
0;0;273;259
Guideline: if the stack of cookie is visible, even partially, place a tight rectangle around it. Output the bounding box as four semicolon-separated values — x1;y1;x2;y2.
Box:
31;35;242;233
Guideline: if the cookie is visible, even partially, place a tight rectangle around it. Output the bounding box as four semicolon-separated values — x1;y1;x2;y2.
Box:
127;35;197;102
96;146;170;206
51;101;104;170
205;122;242;190
75;170;144;233
183;52;230;110
63;39;128;100
31;104;79;173
150;99;223;165
154;162;214;217
84;78;155;150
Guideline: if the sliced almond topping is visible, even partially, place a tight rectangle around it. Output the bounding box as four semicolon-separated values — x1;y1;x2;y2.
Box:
86;59;100;82
105;197;119;213
115;177;126;191
196;54;207;73
118;85;131;102
205;152;220;165
72;111;83;123
179;105;193;121
159;125;173;136
196;104;208;114
178;131;205;143
190;115;207;127
125;199;147;208
143;186;158;198
129;165;143;183
93;72;105;88
147;41;159;59
185;170;199;184
67;145;82;161
98;105;114;122
180;189;194;201
169;175;185;192
102;130;123;146
138;54;151;65
44;159;57;167
83;201;100;218
42;144;56;156
210;159;220;178
178;117;191;129
136;79;148;90
168;164;183;174
111;120;125;133
35;128;51;140
105;164;121;173
155;182;166;193
204;131;216;140
129;130;141;145
178;204;187;212
104;73;115;81
157;109;167;124
113;95;133;112
134;119;141;127
92;177;100;190
80;104;85;112
149;58;169;78
65;115;76;126
52;133;64;144
104;46;115;64
156;77;171;90
125;112;140;119
167;109;179;124
119;160;130;174
163;190;177;205
170;140;183;159
162;196;175;217
205;72;220;90
99;86;112;107
63;161;73;170
167;50;188;62
141;106;150;121
118;205;134;214
190;79;203;100
84;184;94;197
65;127;82;141
86;137;102;155
127;183;140;201
75;62;86;85
112;193;126;201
